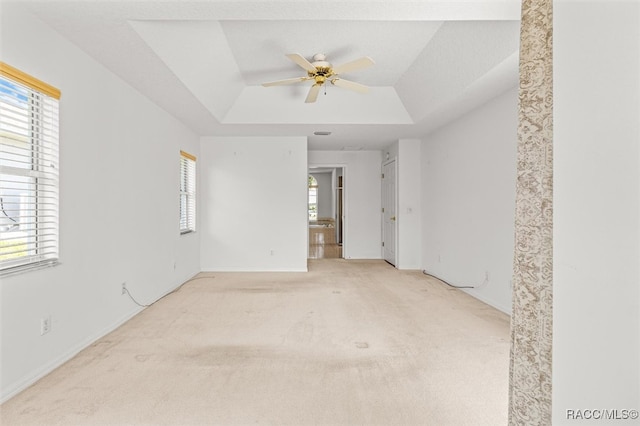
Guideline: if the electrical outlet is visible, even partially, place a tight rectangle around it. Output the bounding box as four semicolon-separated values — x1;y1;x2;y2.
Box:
121;282;127;295
40;316;51;335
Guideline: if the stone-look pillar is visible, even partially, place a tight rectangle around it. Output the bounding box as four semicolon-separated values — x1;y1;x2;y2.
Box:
509;0;553;424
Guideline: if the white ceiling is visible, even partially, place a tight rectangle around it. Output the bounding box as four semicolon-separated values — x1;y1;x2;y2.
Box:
9;0;522;150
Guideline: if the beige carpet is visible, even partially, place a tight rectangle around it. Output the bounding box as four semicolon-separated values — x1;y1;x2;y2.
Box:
1;260;510;425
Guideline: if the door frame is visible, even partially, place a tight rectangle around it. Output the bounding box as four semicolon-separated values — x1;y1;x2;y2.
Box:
307;163;348;259
381;158;398;266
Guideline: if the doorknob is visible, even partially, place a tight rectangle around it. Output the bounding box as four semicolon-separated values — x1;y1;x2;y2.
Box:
391;216;396;221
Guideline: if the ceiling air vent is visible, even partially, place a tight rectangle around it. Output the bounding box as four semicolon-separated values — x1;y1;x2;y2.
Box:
313;131;332;136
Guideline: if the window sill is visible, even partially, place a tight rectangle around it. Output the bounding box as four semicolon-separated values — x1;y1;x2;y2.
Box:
0;260;60;278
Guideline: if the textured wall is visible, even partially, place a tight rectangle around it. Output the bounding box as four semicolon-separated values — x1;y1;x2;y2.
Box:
509;0;553;424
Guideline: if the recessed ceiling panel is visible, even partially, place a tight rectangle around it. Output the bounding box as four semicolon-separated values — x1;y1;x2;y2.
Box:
396;20;521;122
131;20;244;122
224;86;412;124
14;0;522;147
221;20;443;86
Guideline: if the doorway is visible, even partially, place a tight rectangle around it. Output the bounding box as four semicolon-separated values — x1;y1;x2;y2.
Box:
308;166;345;259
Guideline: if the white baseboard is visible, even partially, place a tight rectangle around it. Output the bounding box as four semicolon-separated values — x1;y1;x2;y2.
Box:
1;306;142;403
200;267;308;272
1;273;198;404
462;288;512;315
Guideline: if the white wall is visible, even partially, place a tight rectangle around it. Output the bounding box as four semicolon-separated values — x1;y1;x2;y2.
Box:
384;139;422;269
553;2;640;423
0;6;201;402
421;88;518;313
310;172;333;219
308;150;382;259
399;140;422;269
199;136;308;271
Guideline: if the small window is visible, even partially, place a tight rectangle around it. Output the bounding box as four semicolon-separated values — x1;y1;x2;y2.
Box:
0;62;60;274
179;150;196;234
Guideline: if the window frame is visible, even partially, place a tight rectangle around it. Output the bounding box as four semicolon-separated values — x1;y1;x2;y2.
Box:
179;150;196;234
0;62;60;275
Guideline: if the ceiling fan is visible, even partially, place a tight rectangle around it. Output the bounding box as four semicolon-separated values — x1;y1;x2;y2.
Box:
261;53;375;103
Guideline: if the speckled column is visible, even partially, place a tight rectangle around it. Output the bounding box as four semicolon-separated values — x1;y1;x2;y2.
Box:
509;0;553;424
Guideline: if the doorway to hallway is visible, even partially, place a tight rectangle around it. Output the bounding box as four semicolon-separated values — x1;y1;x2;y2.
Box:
308;166;345;259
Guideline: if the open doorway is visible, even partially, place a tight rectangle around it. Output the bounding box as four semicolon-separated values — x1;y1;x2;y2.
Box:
308;166;345;259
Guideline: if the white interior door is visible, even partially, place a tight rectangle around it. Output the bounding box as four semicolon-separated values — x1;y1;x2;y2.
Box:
382;160;397;266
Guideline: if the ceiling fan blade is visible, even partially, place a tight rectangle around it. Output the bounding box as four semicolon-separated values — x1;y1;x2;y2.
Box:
331;78;369;94
286;53;317;73
305;84;321;103
261;76;312;87
332;56;375;75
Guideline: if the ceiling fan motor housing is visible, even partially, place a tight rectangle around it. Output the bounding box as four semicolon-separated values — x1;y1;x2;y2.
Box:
310;53;333;82
309;65;333;85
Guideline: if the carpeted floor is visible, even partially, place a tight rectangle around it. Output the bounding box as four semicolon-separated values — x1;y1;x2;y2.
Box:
1;260;510;425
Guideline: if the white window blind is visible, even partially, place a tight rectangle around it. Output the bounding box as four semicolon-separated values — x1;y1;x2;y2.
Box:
0;63;60;274
179;150;196;234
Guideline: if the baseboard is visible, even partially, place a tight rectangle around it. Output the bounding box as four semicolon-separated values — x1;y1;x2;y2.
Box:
200;267;308;272
461;288;512;315
1;273;198;404
175;272;202;290
1;306;143;404
421;269;512;315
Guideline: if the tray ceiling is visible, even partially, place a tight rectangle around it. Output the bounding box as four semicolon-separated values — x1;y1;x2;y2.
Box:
5;0;521;150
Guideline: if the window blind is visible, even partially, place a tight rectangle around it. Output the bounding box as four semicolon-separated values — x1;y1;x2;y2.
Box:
0;65;60;274
179;151;196;233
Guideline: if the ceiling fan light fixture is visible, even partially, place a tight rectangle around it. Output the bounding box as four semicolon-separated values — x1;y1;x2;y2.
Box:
261;52;375;103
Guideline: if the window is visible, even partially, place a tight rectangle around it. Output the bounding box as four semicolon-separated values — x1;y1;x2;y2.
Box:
308;175;318;220
179;150;196;234
0;62;60;274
